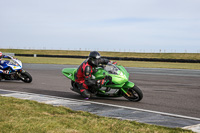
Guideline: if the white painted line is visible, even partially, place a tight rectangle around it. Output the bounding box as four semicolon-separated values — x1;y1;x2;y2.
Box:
183;124;200;133
126;67;200;72
1;88;200;121
71;100;200;121
129;72;200;77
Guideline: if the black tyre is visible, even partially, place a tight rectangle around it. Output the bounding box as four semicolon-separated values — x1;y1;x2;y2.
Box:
21;72;32;83
123;85;143;102
71;80;75;87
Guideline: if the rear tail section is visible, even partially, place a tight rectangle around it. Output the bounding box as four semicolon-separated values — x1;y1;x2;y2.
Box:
62;68;77;81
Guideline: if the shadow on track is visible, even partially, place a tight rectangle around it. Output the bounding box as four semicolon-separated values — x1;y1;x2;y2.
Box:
14;87;129;102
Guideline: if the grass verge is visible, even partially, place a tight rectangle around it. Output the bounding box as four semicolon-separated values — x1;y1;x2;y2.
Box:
16;56;200;70
1;49;200;69
0;96;192;133
1;48;200;60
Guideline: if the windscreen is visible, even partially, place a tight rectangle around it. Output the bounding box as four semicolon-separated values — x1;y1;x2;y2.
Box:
104;64;120;74
9;59;19;66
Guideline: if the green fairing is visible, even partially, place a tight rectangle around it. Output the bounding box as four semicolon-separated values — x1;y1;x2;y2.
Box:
117;65;129;79
62;63;143;101
104;84;125;88
94;66;129;85
62;65;134;88
62;68;77;81
122;81;135;88
93;68;107;79
62;64;135;96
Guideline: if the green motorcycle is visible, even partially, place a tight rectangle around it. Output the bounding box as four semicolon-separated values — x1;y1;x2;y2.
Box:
62;63;143;102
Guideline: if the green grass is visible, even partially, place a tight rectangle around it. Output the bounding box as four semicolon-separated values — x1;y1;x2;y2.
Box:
16;56;200;70
0;96;192;133
1;48;200;60
1;49;200;69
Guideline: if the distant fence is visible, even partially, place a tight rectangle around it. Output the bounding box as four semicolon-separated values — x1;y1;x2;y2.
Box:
2;53;15;56
14;54;200;63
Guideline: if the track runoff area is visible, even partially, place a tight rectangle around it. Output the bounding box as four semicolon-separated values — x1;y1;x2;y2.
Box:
1;63;200;132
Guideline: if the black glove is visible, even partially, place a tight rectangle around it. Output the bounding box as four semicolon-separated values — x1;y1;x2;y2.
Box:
104;58;110;64
99;58;110;65
109;61;117;65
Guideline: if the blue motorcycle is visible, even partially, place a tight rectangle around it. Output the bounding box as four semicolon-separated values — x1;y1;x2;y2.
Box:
0;58;32;83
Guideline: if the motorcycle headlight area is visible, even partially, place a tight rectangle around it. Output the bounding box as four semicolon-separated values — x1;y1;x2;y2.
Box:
9;60;19;66
119;72;124;76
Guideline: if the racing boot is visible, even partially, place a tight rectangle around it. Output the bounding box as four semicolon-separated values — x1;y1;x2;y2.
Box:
70;82;81;94
80;89;91;99
3;70;9;74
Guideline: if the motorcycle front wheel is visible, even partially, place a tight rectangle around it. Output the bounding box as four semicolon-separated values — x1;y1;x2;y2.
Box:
123;85;143;102
20;72;32;83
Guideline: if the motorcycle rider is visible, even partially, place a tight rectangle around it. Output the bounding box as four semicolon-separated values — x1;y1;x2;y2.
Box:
75;51;114;99
0;51;13;75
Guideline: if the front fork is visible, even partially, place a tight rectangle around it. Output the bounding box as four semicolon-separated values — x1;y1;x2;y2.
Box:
120;81;135;97
17;69;26;80
121;88;131;97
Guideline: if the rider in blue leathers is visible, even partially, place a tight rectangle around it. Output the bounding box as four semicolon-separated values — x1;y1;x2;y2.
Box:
0;51;13;75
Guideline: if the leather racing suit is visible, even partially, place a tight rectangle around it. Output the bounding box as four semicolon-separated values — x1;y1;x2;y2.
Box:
0;54;12;74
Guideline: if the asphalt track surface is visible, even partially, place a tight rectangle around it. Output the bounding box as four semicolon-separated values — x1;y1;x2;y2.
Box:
1;63;200;119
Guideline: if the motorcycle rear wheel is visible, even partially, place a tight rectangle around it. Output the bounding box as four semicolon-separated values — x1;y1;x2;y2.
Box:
71;80;75;87
20;72;32;83
123;85;143;102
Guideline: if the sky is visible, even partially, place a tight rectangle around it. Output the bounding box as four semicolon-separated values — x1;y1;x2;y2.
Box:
0;0;200;53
